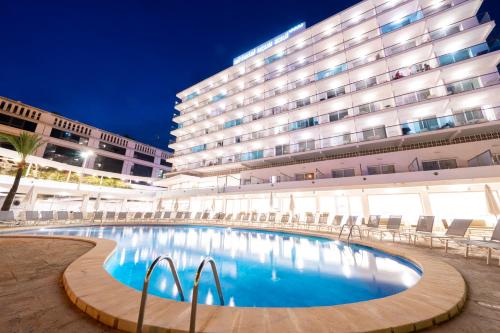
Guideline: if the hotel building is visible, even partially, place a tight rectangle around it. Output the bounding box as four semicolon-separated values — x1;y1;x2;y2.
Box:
162;0;500;224
0;96;172;178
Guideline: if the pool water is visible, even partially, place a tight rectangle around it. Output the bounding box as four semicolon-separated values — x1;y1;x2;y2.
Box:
15;225;421;307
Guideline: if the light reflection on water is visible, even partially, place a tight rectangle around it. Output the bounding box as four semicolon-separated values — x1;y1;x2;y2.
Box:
17;225;421;307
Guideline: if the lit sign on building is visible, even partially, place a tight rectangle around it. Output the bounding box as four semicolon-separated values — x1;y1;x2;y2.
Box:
233;22;306;65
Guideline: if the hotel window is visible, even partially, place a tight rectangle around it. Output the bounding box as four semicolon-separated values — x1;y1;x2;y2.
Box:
240;150;263;161
367;164;395;175
332;168;355;178
160;159;171;167
315;63;347;80
99;141;126;155
94;155;124;173
289;117;318;131
329;109;348;122
191;144;207;153
0;114;37;132
438;43;490;66
361;127;387;141
275;144;290;156
131;163;153;177
134;151;155;163
50;128;88;145
380;10;423;34
422;159;458;171
296;139;315;152
295;172;315;181
224;118;242;129
296;97;311;108
43;144;83;167
454;107;485;125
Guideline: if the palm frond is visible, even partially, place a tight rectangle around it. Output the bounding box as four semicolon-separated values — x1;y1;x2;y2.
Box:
0;132;44;162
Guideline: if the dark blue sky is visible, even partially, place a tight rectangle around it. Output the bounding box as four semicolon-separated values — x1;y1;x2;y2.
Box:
1;0;498;149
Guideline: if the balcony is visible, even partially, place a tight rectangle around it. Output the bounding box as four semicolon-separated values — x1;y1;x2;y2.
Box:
172;106;500;172
173;72;500;157
175;0;478;118
174;12;489;132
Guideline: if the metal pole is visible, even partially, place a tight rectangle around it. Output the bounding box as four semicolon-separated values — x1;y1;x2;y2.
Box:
136;255;184;333
189;257;224;333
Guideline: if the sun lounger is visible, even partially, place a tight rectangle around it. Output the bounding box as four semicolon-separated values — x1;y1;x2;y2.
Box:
457;219;500;265
0;211;17;226
403;216;435;246
420;219;473;250
56;211;69;224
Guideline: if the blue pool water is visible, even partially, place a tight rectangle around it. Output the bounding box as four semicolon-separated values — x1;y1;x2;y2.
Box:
13;225;421;307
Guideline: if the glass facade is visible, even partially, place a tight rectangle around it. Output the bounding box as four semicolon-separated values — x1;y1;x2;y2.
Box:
43;144;83;166
131;163;153;177
133;151;155;163
94;155;124;173
99;141;126;155
380;10;424;34
50;128;88;145
0;114;37;132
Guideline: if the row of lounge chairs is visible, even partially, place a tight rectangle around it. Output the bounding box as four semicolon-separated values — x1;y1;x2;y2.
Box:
1;210;498;265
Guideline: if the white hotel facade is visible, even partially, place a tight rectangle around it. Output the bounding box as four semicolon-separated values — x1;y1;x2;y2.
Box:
162;0;500;225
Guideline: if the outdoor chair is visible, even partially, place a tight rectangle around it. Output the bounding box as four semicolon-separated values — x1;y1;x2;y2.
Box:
280;213;290;227
420;219;473;251
302;212;315;229
93;211;104;223
163;211;171;220
40;211;54;224
56;211;69;224
153;211;162;220
71;212;84;223
224;213;233;224
403;216;435;246
368;215;402;242
105;211;116;222
328;215;344;232
25;211;40;225
268;212;276;225
143;212;153;221
117;212;128;222
0;211;17;226
457;219;500;265
317;213;329;230
361;215;381;236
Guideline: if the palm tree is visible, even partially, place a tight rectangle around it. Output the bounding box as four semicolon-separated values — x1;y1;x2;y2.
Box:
0;132;44;211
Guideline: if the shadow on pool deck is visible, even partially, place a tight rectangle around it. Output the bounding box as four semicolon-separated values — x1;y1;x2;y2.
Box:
0;236;499;333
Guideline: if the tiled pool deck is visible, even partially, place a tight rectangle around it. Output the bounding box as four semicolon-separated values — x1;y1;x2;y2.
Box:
1;223;481;333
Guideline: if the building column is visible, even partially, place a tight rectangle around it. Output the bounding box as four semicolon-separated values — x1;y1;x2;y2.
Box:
419;189;433;216
120;198;128;212
81;194;90;213
361;192;370;222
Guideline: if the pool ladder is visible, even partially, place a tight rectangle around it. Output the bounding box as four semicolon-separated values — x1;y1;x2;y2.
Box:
136;256;224;333
339;224;362;243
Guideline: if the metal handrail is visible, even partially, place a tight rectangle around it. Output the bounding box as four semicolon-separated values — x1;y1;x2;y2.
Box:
136;255;185;333
189;256;225;333
339;225;363;242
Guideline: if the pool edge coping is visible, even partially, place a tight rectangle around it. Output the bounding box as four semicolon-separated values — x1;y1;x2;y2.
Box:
0;223;467;333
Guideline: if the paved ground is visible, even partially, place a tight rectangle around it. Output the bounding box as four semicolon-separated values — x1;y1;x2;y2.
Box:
0;238;119;333
0;236;499;333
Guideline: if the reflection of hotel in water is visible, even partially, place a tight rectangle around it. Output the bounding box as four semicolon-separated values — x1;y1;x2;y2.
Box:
61;226;419;293
160;0;500;225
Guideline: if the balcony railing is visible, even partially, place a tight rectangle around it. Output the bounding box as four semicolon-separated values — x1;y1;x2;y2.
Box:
175;37;492;143
173;70;499;156
176;0;475;116
171;105;500;171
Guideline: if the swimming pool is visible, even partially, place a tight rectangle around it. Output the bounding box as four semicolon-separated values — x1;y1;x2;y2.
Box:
15;225;421;307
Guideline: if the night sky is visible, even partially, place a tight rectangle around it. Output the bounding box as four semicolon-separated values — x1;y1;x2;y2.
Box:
1;0;499;149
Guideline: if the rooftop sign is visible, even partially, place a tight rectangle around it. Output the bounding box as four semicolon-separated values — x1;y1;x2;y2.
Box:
233;22;306;65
